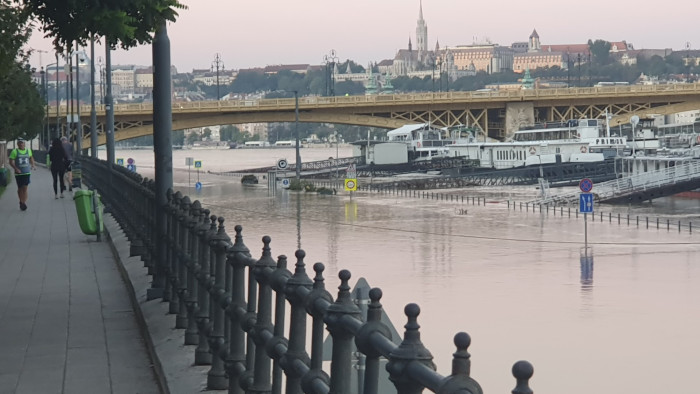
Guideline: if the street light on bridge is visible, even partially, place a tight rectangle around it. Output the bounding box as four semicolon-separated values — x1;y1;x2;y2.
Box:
211;53;224;100
323;50;338;96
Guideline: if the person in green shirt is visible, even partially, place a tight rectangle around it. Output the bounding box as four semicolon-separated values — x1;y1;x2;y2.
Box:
8;139;37;211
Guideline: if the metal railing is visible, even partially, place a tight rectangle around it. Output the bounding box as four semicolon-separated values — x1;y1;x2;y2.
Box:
49;82;700;118
81;156;535;394
533;159;700;206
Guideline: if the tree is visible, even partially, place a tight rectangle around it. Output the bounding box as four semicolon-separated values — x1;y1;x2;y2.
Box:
16;0;186;53
0;2;43;141
588;39;612;66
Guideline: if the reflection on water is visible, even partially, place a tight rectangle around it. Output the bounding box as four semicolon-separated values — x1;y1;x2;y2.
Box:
113;148;700;394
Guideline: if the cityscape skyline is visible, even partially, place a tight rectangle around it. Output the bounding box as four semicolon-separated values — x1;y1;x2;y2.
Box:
27;0;696;72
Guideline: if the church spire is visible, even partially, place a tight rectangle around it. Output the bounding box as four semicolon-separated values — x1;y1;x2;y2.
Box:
408;36;412;52
415;0;428;54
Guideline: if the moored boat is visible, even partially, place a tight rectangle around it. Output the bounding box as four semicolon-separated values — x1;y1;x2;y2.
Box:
446;119;627;169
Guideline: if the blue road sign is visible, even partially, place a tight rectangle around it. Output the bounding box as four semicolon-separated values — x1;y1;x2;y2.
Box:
116;158;124;166
579;178;593;193
579;193;594;213
126;164;136;172
127;157;134;165
194;160;202;169
195;181;202;190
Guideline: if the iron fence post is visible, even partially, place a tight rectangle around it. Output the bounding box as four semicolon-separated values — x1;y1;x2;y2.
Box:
207;217;230;390
326;270;362;393
283;250;313;394
167;192;183;315
225;224;252;393
194;209;214;366
184;200;201;345
387;303;436;394
175;196;192;329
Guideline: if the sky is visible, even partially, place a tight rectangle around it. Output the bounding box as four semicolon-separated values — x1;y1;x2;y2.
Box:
27;0;697;72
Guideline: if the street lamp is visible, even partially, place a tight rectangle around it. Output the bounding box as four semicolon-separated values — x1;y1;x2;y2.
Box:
211;53;224;100
323;50;338;96
294;91;301;181
55;53;60;140
630;115;639;157
333;131;341;179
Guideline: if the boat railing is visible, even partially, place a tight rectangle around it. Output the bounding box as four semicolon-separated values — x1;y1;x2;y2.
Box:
534;159;700;206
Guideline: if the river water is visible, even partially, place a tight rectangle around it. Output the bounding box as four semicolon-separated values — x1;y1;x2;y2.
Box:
102;147;700;394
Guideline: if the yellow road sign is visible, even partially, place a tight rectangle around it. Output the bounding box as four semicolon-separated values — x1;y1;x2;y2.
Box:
344;178;357;191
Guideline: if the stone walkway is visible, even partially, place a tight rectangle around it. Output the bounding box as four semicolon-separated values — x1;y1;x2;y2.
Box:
0;167;161;394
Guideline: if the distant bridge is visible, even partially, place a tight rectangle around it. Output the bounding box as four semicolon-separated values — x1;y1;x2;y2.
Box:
50;83;700;149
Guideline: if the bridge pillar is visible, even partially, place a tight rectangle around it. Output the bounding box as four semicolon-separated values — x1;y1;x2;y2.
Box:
149;21;173;300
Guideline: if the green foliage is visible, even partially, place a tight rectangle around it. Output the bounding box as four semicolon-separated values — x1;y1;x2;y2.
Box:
588;39;613;66
288;179;316;192
0;3;43;141
16;0;187;52
172;129;185;145
219;125;243;142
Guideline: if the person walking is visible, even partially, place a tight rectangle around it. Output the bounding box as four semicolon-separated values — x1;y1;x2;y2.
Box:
8;138;37;211
61;136;74;191
48;138;67;199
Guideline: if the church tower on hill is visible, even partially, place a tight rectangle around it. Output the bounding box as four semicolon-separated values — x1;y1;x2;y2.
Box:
416;1;428;57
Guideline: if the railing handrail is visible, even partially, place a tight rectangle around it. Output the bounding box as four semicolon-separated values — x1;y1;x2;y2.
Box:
534;158;700;205
80;156;535;394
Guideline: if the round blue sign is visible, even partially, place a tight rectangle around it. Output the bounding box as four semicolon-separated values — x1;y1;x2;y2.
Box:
579;178;593;193
195;181;202;190
127;158;134;165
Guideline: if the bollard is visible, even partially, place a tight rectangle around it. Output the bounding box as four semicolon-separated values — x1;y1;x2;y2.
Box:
646;217;649;229
690;222;693;233
678;221;681;233
618;213;620;225
667;219;670;231
609;213;612;223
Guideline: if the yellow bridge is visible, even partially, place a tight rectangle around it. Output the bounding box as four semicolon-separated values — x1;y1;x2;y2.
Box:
51;83;700;149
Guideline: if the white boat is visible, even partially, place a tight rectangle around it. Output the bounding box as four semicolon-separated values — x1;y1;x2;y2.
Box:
446;119;627;169
386;123;472;162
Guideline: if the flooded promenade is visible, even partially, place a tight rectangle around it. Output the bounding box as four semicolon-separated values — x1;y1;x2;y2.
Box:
105;147;700;394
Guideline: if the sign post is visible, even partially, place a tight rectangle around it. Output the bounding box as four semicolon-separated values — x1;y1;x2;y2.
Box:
578;178;594;252
194;160;202;190
345;163;357;194
186;157;194;190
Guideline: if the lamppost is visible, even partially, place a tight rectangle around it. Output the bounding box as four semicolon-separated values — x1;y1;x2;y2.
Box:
40;67;46;148
211;53;224;100
294;91;301;181
577;53;582;87
630;115;639;157
323;50;338;96
333;131;341;179
55;53;60;140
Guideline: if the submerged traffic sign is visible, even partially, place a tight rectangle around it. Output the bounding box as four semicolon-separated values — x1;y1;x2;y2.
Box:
579;178;593;193
579;193;594;213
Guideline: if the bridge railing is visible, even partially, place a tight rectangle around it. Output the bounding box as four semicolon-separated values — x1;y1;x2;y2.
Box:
80;156;535;394
49;82;700;118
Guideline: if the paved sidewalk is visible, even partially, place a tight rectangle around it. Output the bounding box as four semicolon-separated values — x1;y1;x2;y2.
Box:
0;167;161;394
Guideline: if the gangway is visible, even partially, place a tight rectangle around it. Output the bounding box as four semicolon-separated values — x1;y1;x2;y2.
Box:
533;159;700;205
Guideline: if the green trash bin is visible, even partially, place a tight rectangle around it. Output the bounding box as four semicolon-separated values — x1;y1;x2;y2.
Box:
74;189;104;235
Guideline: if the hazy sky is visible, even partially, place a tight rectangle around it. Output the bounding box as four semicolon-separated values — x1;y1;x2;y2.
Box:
27;0;696;72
